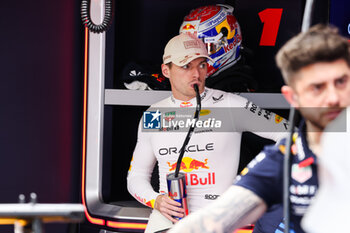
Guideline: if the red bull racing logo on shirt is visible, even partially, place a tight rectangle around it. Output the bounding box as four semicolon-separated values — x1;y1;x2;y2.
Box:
180;101;193;107
168;157;209;172
167;157;215;186
185;172;215;186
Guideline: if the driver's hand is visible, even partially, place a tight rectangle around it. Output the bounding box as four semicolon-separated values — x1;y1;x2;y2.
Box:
154;194;185;223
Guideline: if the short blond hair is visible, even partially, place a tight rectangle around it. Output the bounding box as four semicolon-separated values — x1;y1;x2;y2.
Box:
276;24;350;84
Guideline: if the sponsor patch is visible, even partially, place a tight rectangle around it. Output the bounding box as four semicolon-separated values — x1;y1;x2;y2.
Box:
200;109;211;116
205;194;220;200
180;101;193;107
275;114;283;124
212;94;224;103
291;164;312;183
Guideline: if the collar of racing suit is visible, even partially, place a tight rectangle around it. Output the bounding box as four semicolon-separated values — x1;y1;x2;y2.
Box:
170;88;210;107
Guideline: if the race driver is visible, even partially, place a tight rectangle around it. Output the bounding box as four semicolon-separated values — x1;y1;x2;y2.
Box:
127;33;289;233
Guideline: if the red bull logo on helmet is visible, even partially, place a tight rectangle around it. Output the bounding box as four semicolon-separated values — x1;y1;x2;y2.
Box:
182;23;196;30
180;20;200;35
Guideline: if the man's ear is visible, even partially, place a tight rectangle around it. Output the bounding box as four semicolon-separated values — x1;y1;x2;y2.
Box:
161;64;170;78
281;85;299;108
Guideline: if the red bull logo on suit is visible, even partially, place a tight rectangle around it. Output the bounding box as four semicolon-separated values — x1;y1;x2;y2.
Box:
167;157;215;186
185;172;216;186
167;157;209;172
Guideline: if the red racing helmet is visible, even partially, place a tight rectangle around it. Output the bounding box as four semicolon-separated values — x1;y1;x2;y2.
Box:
180;4;242;77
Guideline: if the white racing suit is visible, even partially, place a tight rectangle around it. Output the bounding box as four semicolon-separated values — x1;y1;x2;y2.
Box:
127;88;289;232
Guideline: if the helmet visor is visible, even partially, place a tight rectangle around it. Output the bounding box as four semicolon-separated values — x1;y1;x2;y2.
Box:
203;33;227;56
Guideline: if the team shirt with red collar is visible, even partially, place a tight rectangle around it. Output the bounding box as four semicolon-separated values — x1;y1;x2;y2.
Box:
235;120;318;233
127;88;289;212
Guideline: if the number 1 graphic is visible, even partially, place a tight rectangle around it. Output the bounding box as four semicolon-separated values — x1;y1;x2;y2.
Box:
259;8;283;46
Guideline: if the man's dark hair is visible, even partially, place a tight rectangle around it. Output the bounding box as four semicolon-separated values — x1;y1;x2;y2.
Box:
276;24;350;84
